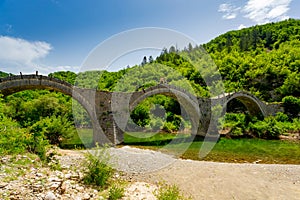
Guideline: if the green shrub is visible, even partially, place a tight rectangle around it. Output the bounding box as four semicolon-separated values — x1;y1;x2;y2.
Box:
220;113;248;137
155;184;188;200
30;131;49;161
276;118;300;132
130;104;150;127
149;116;164;131
0;116;32;155
275;112;289;122
282;96;300;119
82;145;114;187
30;115;74;145
0;115;49;161
250;117;283;139
162;121;178;133
108;185;125;200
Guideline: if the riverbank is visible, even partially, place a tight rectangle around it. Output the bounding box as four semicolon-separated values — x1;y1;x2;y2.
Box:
1;147;299;199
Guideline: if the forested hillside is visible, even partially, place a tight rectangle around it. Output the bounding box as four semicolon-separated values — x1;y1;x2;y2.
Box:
0;19;299;156
204;18;300;101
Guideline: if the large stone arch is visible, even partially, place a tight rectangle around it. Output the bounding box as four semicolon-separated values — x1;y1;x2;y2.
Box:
0;74;109;144
224;91;267;117
126;84;201;136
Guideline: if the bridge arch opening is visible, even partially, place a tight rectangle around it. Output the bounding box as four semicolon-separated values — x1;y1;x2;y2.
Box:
226;98;248;114
224;93;266;118
128;94;190;135
219;92;266;137
118;85;201;144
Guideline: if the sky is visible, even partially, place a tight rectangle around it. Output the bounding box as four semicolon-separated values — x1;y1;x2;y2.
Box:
0;0;299;74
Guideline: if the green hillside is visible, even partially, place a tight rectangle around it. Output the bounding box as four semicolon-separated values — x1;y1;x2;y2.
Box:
203;18;300;101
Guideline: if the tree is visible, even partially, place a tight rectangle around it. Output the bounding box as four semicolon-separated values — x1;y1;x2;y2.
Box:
169;46;176;53
149;55;154;63
188;43;193;52
141;56;147;66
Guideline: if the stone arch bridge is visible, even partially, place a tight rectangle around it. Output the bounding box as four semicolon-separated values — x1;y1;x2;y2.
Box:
0;74;283;145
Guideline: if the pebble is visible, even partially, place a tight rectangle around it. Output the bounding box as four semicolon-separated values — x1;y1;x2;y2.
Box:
45;191;56;200
83;193;90;199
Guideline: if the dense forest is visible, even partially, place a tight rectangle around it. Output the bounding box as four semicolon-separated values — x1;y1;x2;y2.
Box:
1;19;300;158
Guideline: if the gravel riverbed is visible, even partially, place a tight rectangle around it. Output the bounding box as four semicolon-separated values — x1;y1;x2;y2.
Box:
107;146;300;200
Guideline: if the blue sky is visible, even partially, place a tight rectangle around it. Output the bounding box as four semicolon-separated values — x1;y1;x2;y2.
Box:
0;0;299;74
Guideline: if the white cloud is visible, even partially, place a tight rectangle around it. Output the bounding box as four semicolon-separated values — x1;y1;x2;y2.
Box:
0;36;52;64
52;65;80;72
243;0;292;24
0;36;52;74
238;24;247;29
218;0;292;24
218;3;241;20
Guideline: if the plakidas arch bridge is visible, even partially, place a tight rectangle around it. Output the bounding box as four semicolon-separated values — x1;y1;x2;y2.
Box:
0;74;283;145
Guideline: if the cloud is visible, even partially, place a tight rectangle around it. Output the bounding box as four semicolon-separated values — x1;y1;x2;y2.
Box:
51;65;80;72
218;0;292;24
243;0;292;24
238;24;247;29
218;3;241;20
0;36;52;73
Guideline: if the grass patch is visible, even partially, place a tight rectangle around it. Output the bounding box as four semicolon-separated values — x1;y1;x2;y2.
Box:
123;133;300;164
124;132;191;146
155;183;191;200
60;128;93;148
108;184;125;200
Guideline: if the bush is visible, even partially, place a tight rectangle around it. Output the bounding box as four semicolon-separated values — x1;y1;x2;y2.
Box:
162;122;178;133
276;117;300;133
0;117;32;155
250;117;283;139
130;104;150;127
149;116;164;131
275;112;289;122
30;115;74;146
29;131;49;161
155;184;189;200
108;185;125;200
0;116;49;161
282;96;300;119
82;145;114;187
220;113;249;137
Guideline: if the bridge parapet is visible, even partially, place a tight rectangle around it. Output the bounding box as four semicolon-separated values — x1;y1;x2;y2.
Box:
0;74;73;87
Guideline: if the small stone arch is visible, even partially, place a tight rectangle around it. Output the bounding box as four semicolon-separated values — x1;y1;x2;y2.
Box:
224;91;267;117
